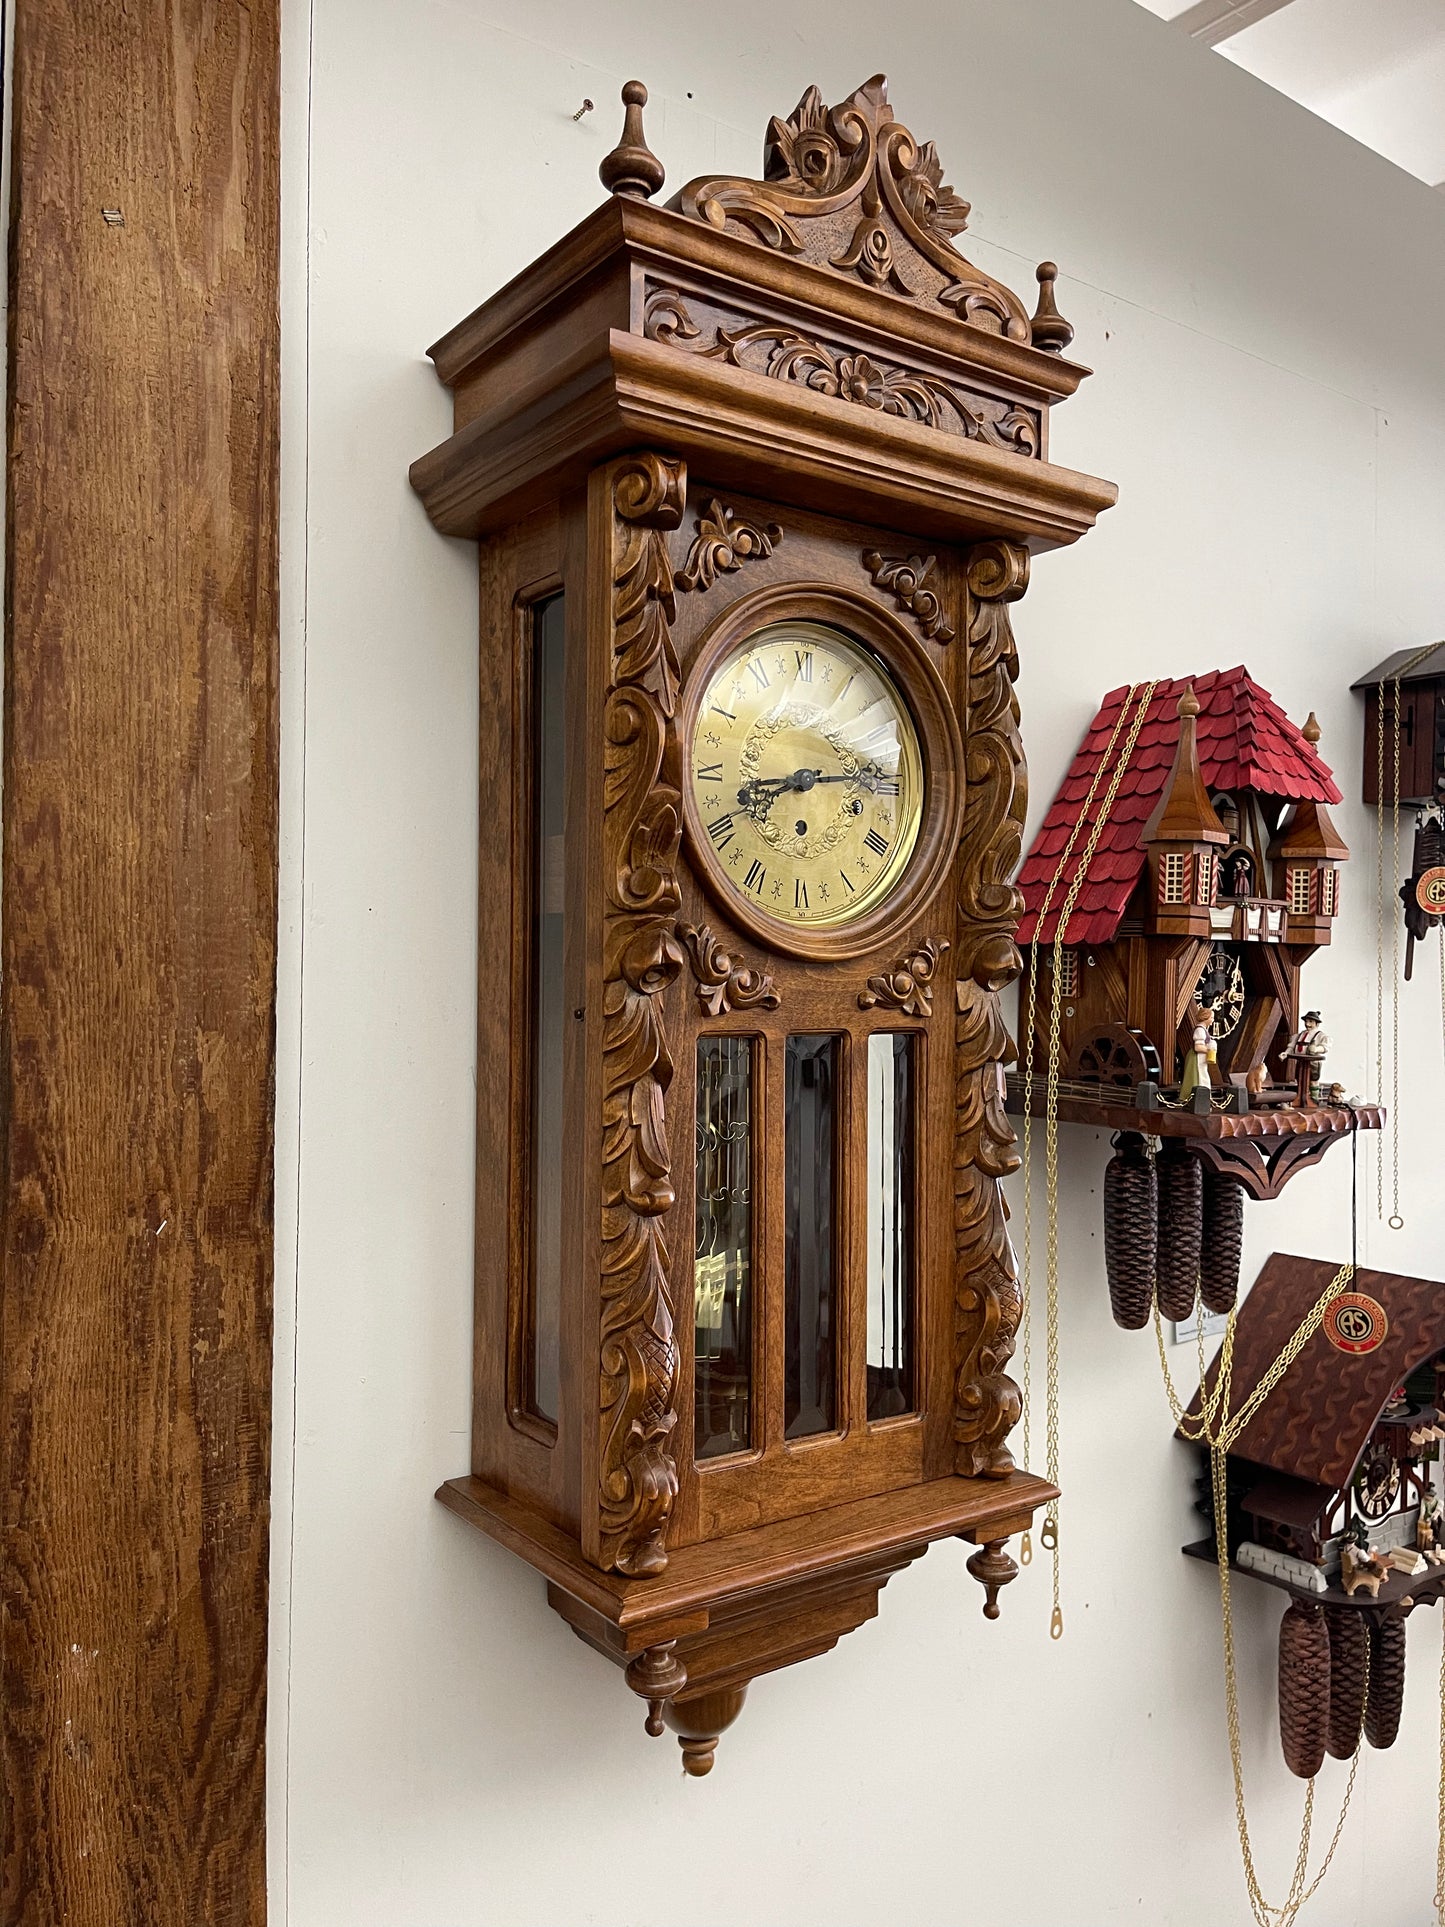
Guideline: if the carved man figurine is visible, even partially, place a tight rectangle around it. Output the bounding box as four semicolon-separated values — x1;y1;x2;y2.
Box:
1286;1009;1328;1108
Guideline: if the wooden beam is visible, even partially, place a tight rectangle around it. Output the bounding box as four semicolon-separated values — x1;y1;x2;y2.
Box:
1172;0;1299;46
1;5;280;1924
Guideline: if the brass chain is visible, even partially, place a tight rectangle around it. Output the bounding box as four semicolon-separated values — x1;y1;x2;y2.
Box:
1149;1265;1363;1926
1390;676;1404;1228
1017;685;1147;1570
1436;1603;1445;1924
1039;682;1159;1638
1375;685;1386;1218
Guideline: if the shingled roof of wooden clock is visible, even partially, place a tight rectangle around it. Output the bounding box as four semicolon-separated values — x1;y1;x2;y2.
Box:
1179;1253;1445;1494
1017;668;1343;947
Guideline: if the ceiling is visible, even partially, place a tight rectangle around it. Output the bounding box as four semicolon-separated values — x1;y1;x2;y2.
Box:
1133;0;1445;187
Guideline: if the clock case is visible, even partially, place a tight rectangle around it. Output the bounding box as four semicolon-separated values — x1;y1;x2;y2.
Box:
410;75;1117;1772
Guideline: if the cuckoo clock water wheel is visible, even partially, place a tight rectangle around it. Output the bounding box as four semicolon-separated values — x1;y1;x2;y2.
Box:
1070;1023;1160;1089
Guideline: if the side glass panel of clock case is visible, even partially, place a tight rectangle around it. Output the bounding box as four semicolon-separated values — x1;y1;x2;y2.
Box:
692;1026;917;1462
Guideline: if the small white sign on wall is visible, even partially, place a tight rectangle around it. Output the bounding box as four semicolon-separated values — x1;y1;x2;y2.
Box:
1171;1305;1229;1346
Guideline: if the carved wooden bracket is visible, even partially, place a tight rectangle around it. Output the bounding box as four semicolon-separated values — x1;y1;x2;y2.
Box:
676;920;781;1017
858;938;948;1016
597;453;688;1578
678;497;782;594
862;550;955;642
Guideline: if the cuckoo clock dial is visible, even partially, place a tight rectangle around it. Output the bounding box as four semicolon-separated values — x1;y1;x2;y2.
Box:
688;621;923;931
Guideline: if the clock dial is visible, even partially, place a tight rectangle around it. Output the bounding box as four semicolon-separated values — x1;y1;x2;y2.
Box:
689;621;924;928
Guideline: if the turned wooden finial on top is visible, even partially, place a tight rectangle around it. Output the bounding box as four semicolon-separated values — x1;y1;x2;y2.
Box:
600;80;664;201
1178;684;1201;720
1303;711;1322;746
1030;261;1074;355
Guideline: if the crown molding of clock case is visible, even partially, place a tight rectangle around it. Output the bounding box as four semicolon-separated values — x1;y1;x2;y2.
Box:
410;72;1118;1776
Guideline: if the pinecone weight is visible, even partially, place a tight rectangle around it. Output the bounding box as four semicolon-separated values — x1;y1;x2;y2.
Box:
1324;1608;1366;1759
1155;1144;1203;1322
1365;1610;1407;1750
1103;1134;1157;1330
1199;1169;1244;1313
1278;1598;1330;1779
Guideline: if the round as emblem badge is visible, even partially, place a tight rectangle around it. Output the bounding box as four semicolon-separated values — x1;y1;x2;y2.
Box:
1416;866;1445;916
1323;1292;1388;1355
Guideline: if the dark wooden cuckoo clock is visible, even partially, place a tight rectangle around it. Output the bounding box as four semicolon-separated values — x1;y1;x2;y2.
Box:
1180;1254;1445;1779
1011;671;1381;1329
1355;644;1445;978
408;74;1116;1773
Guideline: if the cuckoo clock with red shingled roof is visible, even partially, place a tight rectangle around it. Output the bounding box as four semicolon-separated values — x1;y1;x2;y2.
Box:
1011;670;1381;1326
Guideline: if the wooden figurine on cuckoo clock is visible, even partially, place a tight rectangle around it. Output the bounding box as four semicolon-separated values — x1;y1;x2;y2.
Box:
1180;1254;1445;1778
1012;670;1381;1330
408;75;1116;1771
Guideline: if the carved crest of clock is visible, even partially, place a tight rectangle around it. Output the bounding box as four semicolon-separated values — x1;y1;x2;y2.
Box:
410;74;1116;1773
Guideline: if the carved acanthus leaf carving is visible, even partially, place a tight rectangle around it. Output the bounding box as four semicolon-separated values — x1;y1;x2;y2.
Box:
858;938;949;1017
676;921;781;1017
862;550;955;643
674;75;1031;338
642;292;1040;457
598;454;688;1577
678;499;782;595
953;538;1030;1481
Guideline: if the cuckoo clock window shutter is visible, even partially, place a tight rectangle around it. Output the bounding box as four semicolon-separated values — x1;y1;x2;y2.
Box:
409;74;1116;1773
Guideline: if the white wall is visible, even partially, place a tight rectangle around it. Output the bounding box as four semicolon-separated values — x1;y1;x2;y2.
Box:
272;2;1445;1921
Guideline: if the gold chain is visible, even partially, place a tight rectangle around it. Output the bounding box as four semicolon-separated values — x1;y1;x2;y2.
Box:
1375;685;1386;1218
1150;1266;1362;1926
1018;684;1147;1567
1038;682;1159;1637
1436;1600;1445;1924
1390;677;1404;1227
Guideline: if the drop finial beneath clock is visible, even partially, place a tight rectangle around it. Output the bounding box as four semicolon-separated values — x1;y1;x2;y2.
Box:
600;80;665;202
1030;261;1074;355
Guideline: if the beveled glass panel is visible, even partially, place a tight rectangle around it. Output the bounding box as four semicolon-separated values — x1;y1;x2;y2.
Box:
866;1032;915;1420
529;592;566;1424
693;1037;754;1460
785;1034;838;1439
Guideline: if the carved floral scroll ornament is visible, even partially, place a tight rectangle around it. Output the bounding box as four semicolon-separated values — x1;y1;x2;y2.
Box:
641;289;1040;458
598;453;688;1576
678;498;783;594
862;550;955;643
858;939;949;1017
676;922;781;1018
952;539;1030;1480
674;74;1031;338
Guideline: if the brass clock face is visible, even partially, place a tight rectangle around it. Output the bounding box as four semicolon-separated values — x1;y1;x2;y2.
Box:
688;621;924;929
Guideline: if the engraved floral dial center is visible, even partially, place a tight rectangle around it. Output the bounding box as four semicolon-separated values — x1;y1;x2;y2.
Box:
689;620;923;927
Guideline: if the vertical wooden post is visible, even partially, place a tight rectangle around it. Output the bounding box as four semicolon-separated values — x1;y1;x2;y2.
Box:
1;5;279;1923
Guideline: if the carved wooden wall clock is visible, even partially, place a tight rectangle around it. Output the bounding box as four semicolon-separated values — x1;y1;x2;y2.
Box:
409;73;1116;1774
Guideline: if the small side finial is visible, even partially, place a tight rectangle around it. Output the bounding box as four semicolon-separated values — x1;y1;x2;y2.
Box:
1030;262;1074;355
600;80;664;201
1177;683;1201;720
1303;711;1322;746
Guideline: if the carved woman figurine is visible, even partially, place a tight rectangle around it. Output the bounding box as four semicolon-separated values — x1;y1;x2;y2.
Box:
1179;1006;1217;1102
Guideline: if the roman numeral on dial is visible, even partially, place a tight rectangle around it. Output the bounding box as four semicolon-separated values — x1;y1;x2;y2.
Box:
794;879;809;911
696;761;723;785
708;813;735;852
794;650;813;682
864;829;889;858
744;860;767;895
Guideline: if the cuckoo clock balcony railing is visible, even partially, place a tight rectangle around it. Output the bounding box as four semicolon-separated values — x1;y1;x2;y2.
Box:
1210;895;1288;944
